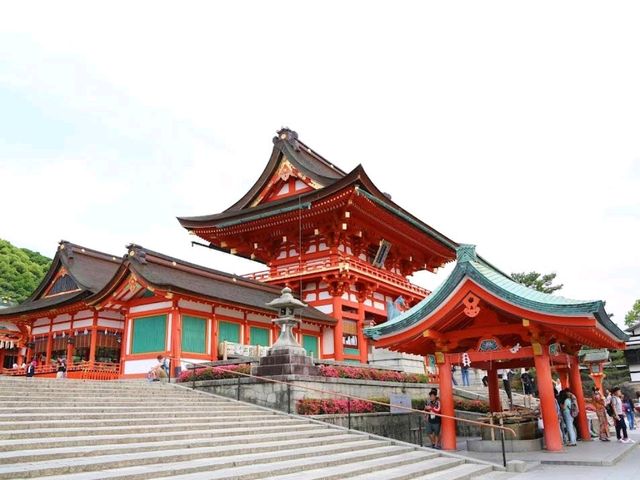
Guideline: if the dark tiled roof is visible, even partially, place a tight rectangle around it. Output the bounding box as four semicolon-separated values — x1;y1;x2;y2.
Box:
0;241;121;318
100;245;335;325
0;291;89;316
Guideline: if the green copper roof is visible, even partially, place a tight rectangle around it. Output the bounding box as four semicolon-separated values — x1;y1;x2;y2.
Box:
364;244;628;343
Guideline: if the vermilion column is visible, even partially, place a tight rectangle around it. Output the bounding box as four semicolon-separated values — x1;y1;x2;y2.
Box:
171;308;182;375
332;295;344;361
488;366;502;413
534;345;563;451
439;354;456;450
357;302;367;364
569;356;590;441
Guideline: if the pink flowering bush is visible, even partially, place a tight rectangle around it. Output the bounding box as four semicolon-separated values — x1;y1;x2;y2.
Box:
176;364;251;383
318;365;429;384
297;398;376;415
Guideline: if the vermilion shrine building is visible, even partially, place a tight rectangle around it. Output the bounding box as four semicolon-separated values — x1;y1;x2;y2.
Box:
0;127;630;447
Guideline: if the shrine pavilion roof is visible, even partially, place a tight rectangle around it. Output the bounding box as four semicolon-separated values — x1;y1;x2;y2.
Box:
365;244;629;346
177;128;458;261
0;241;121;317
90;244;335;325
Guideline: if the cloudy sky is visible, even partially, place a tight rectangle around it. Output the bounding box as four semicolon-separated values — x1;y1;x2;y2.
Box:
1;2;638;325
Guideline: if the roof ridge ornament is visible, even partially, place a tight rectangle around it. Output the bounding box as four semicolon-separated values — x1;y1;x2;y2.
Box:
126;244;148;264
456;244;477;263
274;127;301;151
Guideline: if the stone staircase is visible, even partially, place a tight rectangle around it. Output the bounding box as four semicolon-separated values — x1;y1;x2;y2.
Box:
0;377;513;480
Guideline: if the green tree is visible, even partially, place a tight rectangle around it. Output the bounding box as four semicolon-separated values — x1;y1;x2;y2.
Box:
624;299;640;328
0;239;52;304
511;271;563;294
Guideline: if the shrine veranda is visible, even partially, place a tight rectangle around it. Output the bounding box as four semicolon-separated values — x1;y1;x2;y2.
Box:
0;128;629;453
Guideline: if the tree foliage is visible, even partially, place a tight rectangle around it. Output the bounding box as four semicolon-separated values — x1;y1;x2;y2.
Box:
511;271;563;294
625;299;640;328
0;239;52;304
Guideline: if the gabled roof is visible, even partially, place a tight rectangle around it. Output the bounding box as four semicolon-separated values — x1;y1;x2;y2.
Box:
0;241;121;318
90;244;335;325
365;244;629;345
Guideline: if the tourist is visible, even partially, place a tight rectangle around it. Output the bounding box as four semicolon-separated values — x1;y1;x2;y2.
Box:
451;365;458;386
148;355;168;382
500;369;513;407
558;389;577;446
623;394;635;431
610;387;633;443
461;365;470;387
481;375;489;387
521;368;535;408
424;388;442;449
26;359;36;379
591;387;610;441
56;358;66;379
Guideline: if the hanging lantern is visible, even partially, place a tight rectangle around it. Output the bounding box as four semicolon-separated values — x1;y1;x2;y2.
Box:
0;341;4;349
84;329;88;335
53;333;57;339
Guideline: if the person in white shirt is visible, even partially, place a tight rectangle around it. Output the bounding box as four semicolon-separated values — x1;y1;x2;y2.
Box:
610;387;634;443
499;369;513;407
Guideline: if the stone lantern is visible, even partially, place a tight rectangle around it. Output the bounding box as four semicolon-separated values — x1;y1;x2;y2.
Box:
581;349;610;394
253;287;319;377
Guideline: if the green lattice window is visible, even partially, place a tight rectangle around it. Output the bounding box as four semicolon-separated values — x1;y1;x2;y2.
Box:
250;327;270;346
182;315;207;354
218;321;240;344
303;335;319;358
131;315;167;354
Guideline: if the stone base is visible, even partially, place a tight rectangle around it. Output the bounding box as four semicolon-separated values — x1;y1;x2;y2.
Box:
467;437;543;453
253;350;319;377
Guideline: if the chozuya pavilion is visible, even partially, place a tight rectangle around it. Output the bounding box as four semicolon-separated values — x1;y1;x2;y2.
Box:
364;244;629;452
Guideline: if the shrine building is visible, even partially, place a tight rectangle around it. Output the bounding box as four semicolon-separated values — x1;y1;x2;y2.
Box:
364;244;629;452
0;127;629;404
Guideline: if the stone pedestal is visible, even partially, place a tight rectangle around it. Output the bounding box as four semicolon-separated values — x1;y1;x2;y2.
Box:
253;350;319;377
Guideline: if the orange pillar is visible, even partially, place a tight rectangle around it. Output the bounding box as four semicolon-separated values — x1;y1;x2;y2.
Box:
590;368;605;395
210;315;218;361
534;345;563;451
171;307;182;373
488;366;502;413
66;339;74;366
332;295;344;361
569;356;590;441
45;332;53;365
357;302;367;364
438;354;456;450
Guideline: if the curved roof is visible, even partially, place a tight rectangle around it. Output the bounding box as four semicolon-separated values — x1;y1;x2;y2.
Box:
0;241;121;318
365;244;628;344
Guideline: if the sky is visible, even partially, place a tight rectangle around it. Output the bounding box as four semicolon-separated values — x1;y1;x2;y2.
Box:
0;2;639;326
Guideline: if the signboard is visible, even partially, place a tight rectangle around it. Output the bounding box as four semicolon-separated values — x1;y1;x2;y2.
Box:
219;341;269;360
389;393;412;414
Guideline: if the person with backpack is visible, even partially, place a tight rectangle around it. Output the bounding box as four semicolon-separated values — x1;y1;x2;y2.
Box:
623;394;635;431
592;387;610;441
610;387;634;443
424;388;442;449
558;388;577;446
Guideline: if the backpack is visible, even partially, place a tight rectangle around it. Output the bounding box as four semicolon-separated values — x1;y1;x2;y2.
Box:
606;402;614;417
570;397;579;418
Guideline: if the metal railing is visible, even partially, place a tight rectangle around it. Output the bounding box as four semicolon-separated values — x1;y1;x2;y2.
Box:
178;360;515;467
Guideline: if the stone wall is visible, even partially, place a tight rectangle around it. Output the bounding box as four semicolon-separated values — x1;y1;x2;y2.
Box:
191;375;438;413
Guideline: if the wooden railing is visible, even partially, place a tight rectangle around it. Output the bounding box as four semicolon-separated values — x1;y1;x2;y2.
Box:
1;361;120;380
245;256;429;297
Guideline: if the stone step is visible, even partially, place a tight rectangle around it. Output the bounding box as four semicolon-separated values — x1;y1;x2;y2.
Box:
265;452;457;480
0;413;283;430
0;417;309;439
30;444;411;480
0;431;358;465
0;399;231;407
0;405;256;414
411;463;496;479
0;423;324;452
0;408;258;420
0;438;387;479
